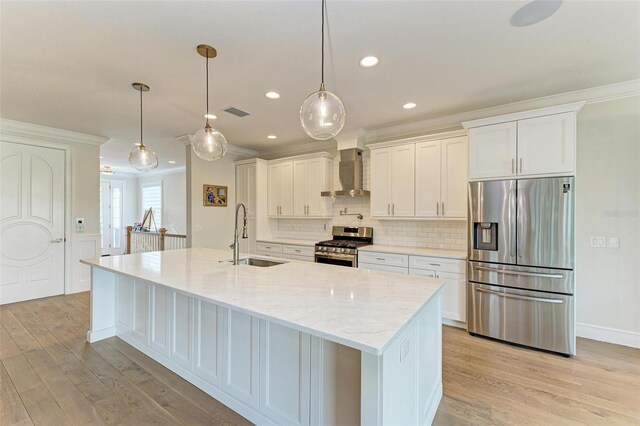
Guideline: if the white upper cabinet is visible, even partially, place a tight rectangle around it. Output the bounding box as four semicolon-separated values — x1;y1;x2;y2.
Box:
370;145;415;217
468;122;517;180
236;162;256;216
372;132;467;219
415;137;468;218
517;112;576;176
293;157;332;217
441;137;469;218
415;140;441;217
267;161;294;217
268;153;332;218
464;103;583;180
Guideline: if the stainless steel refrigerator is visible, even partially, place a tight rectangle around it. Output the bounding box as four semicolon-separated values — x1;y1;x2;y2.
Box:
467;177;575;356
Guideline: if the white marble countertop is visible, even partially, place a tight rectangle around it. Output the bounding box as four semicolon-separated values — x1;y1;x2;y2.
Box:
360;245;467;260
81;248;443;354
256;238;318;247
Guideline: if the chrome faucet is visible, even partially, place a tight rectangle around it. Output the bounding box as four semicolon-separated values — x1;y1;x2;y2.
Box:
230;202;248;265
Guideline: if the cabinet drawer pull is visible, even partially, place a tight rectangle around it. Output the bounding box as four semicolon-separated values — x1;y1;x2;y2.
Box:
436;202;439;215
429;263;440;266
387;203;390;215
264;246;271;249
376;257;386;261
442;202;445;215
392;203;395;215
294;249;301;253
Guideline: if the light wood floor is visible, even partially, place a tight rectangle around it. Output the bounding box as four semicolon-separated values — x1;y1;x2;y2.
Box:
1;293;638;425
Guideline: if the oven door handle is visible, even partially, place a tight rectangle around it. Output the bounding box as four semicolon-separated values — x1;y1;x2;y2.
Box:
475;265;564;279
476;287;564;304
315;252;356;261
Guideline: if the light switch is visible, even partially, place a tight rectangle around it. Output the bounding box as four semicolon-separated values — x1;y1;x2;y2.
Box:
76;218;85;233
590;236;606;248
608;237;620;248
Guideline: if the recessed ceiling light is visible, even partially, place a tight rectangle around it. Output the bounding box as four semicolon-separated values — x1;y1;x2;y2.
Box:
402;102;417;110
265;91;280;99
359;56;379;68
511;0;562;27
204;114;217;119
168;160;176;164
267;135;277;140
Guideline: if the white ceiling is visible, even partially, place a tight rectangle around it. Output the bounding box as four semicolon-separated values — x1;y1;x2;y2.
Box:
2;1;638;174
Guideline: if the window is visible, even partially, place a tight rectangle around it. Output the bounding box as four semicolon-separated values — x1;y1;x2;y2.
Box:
141;183;162;229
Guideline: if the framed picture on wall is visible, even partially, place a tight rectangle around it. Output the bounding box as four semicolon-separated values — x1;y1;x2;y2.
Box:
203;184;227;207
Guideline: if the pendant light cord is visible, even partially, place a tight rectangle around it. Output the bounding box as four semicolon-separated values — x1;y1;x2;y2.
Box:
139;87;143;144
321;0;325;86
206;52;210;122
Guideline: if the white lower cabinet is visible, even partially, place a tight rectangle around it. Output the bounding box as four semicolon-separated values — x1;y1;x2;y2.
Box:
194;299;223;387
359;251;467;325
149;284;171;357
259;321;311;425
171;292;193;369
223;309;260;409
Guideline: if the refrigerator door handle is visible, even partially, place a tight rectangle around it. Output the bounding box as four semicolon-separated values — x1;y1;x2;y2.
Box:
475;265;565;279
476;287;564;304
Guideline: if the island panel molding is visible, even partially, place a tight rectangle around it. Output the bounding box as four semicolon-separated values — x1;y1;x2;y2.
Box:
83;248;444;425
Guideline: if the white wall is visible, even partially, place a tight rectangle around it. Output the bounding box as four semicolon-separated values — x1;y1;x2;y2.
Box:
188;149;242;250
575;96;640;346
138;170;187;234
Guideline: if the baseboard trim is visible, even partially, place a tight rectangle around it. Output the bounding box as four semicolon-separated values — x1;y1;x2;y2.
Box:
443;318;466;329
577;323;640;348
87;326;116;343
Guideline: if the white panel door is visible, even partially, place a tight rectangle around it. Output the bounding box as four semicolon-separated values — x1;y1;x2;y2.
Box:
293;160;308;216
468;122;517;180
267;163;280;216
170;291;193;369
370;148;391;217
279;161;294;216
441;137;468;218
439;272;466;323
194;299;223;387
223;309;259;409
415;140;441;217
149;284;170;357
517;112;576;176
236;165;248;214
305;158;326;217
0;142;65;304
100;181;112;255
391;144;415;216
259;321;311;426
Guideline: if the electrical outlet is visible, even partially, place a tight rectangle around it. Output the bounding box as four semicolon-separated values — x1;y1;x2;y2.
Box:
590;236;606;248
608;237;620;248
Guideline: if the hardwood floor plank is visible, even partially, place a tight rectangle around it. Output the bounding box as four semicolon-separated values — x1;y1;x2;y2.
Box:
107;337;252;425
2;293;639;426
91;340;216;425
0;362;33;426
18;385;72;426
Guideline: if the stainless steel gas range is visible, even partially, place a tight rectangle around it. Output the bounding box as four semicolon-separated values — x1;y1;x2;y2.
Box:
314;226;373;267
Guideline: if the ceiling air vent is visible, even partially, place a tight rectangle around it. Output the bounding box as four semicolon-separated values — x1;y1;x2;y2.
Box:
224;106;250;117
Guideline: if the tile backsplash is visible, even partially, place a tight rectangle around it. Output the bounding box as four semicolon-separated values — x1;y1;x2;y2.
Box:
276;151;468;251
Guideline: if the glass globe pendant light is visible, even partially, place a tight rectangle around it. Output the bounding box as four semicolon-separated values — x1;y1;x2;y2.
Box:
191;44;227;161
128;83;159;172
299;0;346;140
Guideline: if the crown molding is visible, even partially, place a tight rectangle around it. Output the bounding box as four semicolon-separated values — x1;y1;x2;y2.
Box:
0;118;108;146
461;101;585;129
234;158;268;166
367;129;467;150
257;138;336;160
267;151;334;164
142;166;187;177
365;79;640;143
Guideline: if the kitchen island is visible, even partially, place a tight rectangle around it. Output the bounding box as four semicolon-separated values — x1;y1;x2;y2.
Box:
82;248;444;425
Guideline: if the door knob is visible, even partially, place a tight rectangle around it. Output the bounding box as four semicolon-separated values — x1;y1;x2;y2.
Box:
50;238;64;243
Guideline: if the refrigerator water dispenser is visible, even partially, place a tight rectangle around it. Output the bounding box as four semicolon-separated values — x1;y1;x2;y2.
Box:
473;222;498;251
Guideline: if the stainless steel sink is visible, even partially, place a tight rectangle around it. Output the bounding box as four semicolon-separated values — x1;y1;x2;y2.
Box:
234;258;286;267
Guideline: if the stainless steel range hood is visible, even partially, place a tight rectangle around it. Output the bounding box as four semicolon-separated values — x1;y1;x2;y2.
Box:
321;148;370;197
